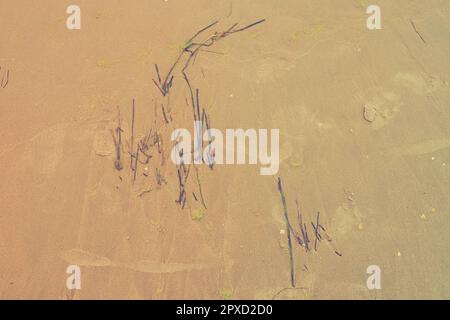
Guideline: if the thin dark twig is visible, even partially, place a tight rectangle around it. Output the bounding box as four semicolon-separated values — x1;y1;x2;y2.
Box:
311;212;323;251
199;49;224;55
272;287;307;300
194;166;207;209
130;98;135;170
161;104;170;124
186;20;219;45
277;177;295;288
133;144;139;183
410;19;427;44
195;88;201;123
112;107;123;171
155;64;162;84
232;19;265;33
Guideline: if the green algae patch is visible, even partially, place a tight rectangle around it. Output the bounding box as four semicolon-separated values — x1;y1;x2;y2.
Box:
191;207;206;221
219;289;233;300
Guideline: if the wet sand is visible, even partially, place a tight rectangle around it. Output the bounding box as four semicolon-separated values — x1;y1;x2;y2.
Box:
0;0;449;299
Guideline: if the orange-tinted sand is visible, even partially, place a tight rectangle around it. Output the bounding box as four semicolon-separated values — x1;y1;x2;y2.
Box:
0;0;449;299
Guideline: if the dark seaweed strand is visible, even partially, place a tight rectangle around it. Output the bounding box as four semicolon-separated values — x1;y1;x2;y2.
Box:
277;177;295;288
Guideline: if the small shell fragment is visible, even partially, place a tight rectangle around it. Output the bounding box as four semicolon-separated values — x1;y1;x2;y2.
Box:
363;105;377;122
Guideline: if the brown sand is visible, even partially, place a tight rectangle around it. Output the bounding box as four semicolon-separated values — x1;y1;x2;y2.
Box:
0;0;449;299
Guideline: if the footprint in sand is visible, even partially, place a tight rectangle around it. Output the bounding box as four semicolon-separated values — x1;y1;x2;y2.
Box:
394;72;428;95
426;74;449;93
278;135;304;169
60;249;112;267
270;106;318;169
287;152;303;168
279;139;293;163
316;282;372;299
254;55;296;84
93;127;114;157
271;202;285;227
21;124;67;174
362;91;402;129
332;204;365;238
124;260;209;273
60;249;211;273
394;72;448;95
270;273;316;300
395;138;450;156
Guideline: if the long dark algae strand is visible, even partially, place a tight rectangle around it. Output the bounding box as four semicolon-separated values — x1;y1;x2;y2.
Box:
277;177;295;288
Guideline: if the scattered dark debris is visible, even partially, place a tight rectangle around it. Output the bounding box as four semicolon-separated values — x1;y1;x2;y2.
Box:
277;177;342;288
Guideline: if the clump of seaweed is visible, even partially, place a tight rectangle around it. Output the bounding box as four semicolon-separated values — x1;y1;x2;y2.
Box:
152;19;265;99
111;18;265;209
277;177;342;288
153;19;265;209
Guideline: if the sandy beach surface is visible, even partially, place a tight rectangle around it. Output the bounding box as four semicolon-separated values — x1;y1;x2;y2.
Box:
0;0;449;299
